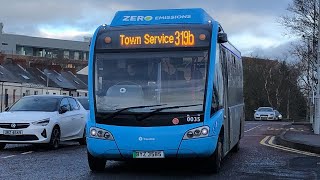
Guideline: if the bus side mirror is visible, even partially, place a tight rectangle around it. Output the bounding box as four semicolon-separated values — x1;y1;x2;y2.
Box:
218;33;228;43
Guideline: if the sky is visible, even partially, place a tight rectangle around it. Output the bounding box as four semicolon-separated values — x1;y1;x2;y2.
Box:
0;0;297;59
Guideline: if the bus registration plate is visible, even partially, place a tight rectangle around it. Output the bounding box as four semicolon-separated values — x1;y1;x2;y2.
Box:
133;151;164;158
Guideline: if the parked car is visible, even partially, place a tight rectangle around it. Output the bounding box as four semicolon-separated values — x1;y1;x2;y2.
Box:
254;107;280;121
0;95;87;150
76;97;89;112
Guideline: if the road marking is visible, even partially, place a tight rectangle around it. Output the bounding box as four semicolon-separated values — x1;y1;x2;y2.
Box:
244;135;265;137
21;151;33;155
260;136;320;157
244;124;264;133
2;155;16;159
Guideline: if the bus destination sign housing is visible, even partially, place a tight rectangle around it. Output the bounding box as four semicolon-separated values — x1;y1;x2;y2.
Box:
95;25;211;50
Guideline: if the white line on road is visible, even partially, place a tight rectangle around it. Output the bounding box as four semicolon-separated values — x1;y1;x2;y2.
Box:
2;155;16;159
260;136;320;157
21;151;33;155
244;124;264;133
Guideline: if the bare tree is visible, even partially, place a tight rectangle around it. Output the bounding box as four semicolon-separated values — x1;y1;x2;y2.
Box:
279;0;320;120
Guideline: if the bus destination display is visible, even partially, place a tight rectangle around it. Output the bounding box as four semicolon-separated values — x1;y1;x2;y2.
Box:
120;30;195;48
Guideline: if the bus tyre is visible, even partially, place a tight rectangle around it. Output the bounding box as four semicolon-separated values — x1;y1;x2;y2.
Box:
231;141;240;153
0;143;6;150
205;136;223;173
88;151;106;172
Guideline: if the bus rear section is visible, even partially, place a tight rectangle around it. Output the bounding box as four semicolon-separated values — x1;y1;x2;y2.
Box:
86;8;243;173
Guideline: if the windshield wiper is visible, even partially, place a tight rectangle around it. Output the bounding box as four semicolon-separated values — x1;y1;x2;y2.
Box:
136;104;202;122
97;104;167;120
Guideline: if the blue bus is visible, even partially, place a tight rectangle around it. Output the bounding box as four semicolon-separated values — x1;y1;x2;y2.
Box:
86;8;244;173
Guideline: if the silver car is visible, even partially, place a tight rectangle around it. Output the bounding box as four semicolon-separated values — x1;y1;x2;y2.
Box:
254;107;278;121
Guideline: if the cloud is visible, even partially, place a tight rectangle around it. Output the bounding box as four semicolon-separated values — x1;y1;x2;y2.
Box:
0;0;294;58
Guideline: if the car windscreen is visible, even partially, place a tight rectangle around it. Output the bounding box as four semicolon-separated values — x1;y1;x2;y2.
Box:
9;97;59;112
257;108;273;112
77;98;89;110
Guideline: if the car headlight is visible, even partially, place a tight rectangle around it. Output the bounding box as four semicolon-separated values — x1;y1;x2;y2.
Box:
90;127;114;141
183;126;209;140
32;118;50;126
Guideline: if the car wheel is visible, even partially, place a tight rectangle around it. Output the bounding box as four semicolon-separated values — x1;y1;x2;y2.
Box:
203;136;223;173
49;127;60;150
0;143;6;150
78;128;86;145
88;151;106;172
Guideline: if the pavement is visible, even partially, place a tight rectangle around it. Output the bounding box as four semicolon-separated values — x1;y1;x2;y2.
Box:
275;122;320;154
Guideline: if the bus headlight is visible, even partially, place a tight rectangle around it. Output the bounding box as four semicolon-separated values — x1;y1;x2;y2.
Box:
90;127;114;141
183;126;210;140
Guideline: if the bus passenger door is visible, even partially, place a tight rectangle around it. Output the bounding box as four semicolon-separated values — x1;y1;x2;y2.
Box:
220;47;231;154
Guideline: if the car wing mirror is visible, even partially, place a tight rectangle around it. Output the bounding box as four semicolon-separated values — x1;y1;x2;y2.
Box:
59;105;68;114
4;107;9;112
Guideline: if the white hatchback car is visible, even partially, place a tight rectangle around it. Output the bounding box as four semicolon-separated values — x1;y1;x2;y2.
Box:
0;95;87;150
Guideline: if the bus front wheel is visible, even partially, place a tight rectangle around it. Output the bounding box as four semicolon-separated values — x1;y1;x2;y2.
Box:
88;151;106;172
204;136;223;173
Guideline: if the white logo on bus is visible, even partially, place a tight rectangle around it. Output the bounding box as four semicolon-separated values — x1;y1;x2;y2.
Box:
138;137;155;141
123;16;153;22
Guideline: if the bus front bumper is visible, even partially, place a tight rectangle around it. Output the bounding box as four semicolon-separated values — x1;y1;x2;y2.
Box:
86;135;218;159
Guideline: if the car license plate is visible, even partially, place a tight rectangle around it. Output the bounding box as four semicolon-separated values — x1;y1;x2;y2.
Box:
3;130;23;135
133;151;164;158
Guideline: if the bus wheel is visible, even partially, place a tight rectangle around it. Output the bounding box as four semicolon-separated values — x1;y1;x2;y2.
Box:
0;143;6;150
88;151;106;172
204;136;223;173
231;141;240;153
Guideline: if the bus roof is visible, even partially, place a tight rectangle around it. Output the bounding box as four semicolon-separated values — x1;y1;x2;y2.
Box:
110;8;215;27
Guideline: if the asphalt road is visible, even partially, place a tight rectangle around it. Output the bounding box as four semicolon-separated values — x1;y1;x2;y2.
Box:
1;121;320;180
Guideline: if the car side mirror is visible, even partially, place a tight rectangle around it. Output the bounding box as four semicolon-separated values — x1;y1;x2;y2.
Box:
218;33;228;43
4;107;9;112
59;105;69;114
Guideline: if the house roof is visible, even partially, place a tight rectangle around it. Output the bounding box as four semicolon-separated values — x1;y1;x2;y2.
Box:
3;64;43;87
44;69;77;90
61;71;87;90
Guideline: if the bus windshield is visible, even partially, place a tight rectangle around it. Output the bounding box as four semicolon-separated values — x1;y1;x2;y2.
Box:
95;50;208;113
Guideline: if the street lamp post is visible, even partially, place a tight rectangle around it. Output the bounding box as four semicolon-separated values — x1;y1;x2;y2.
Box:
314;0;320;134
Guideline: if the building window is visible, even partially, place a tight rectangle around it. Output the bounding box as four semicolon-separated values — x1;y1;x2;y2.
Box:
56;77;63;82
77;92;80;97
26;90;30;96
85;93;87;97
13;89;16;103
46;92;49;95
83;52;87;61
34;91;38;95
74;52;80;60
53;93;56;95
63;93;67;95
63;51;70;59
4;89;8;108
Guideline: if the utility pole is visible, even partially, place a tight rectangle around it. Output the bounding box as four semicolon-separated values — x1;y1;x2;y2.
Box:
314;0;320;134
